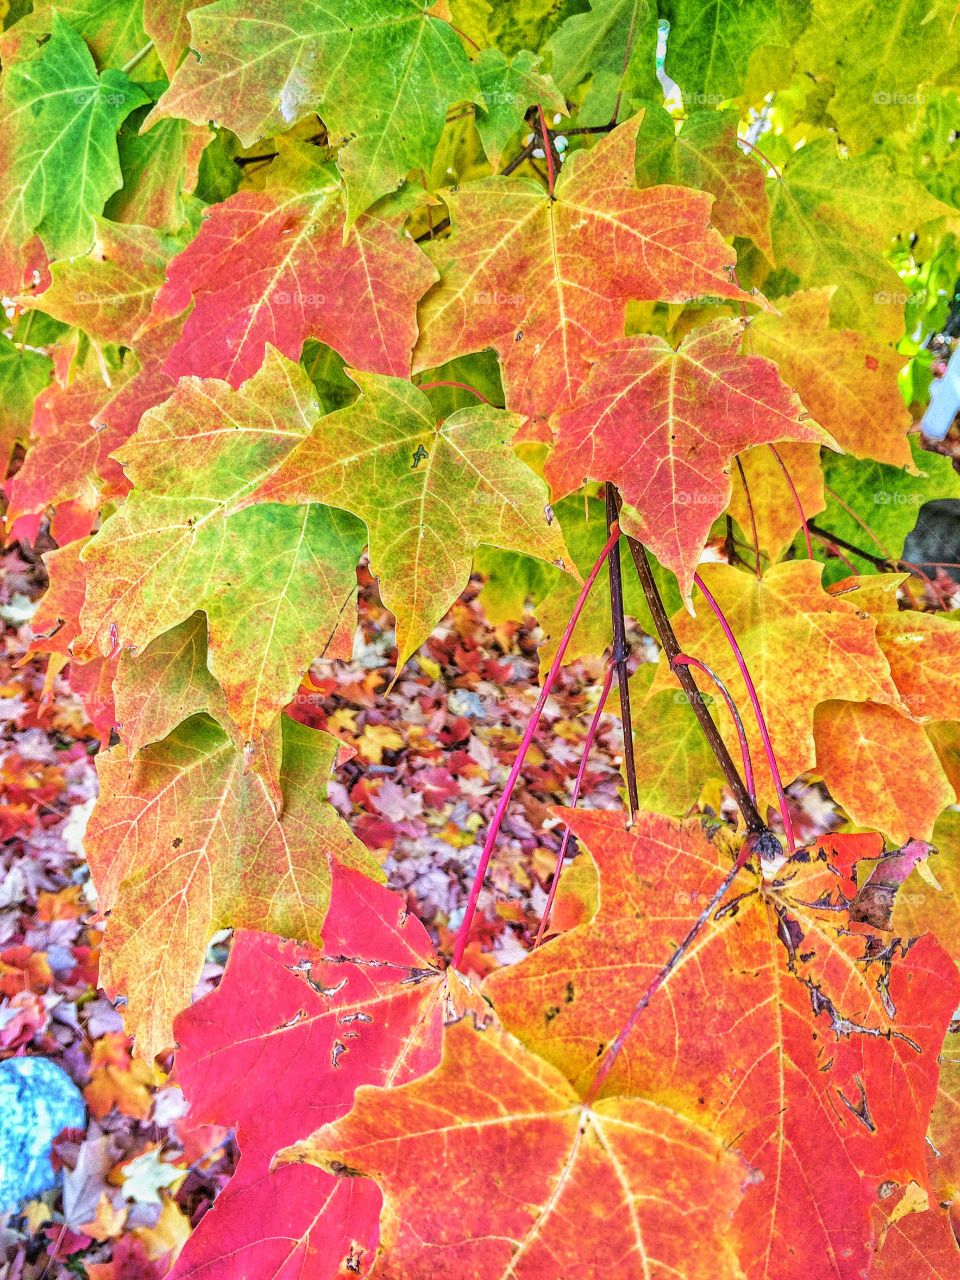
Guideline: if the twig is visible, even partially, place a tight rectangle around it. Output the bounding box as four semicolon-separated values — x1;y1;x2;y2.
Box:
733;456;762;577
624;533;768;835
693;572;795;852
605;484;638;817
768;444;811;558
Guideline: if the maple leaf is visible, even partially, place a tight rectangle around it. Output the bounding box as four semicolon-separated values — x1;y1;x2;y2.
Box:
245;369;572;673
474;49;565;171
768;142;952;341
795;0;960;154
814;440;960;586
4;368;130;545
0;1;157;71
28;219;179;345
284;1017;750;1279
628;683;719;817
151;141;437;388
113;612;235;760
871;1209;960;1278
0;14;148;284
107;93;211;234
143;0;215;78
647;560;903;804
809;577;960;838
634;105;773;259
0;331;51;471
414;113;758;422
745;288;913;469
660;0;804;104
170;869;483;1280
149;0;482;221
485;808;960;1280
728;440;825;564
545;319;832;598
87;715;380;1058
78;348;365;764
543;0;661;126
814;700;953;843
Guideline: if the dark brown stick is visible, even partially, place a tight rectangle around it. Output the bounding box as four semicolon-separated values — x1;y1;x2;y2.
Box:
624;533;768;835
605;483;638;817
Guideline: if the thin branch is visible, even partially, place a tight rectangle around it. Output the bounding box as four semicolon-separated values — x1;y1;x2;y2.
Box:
624;534;768;835
535;662;615;947
605;483;638;817
449;524;622;970
806;520;889;571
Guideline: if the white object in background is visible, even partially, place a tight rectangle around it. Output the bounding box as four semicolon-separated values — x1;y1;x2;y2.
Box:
922;340;960;439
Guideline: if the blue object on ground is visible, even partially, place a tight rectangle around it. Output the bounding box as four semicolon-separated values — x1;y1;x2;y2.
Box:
0;1056;86;1209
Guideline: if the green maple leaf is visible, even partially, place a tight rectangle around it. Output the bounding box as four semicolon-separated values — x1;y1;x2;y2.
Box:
474;48;566;170
544;0;660;126
78;348;365;768
0;14;148;274
89;713;380;1058
0;0;158;74
245;370;574;673
660;0;802;104
0;332;51;470
149;0;483;222
768;140;954;341
795;0;960;153
813;440;960;585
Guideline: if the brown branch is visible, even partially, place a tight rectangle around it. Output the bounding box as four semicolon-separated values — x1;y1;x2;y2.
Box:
605;484;638;817
623;531;768;836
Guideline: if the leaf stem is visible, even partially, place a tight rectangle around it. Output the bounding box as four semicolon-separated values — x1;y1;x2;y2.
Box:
449;524;622;970
671;655;755;800
534;661;614;948
733;456;762;578
736;135;783;180
624;533;768;835
692;572;795;852
417;379;491;404
121;39;154;75
605;483;638;817
536;104;558;196
767;444;811;558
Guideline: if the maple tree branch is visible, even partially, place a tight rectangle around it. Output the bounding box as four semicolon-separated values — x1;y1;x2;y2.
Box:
624;534;768;836
605;483;638;817
534;661;615;947
805;520;890;570
449;524;622;970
